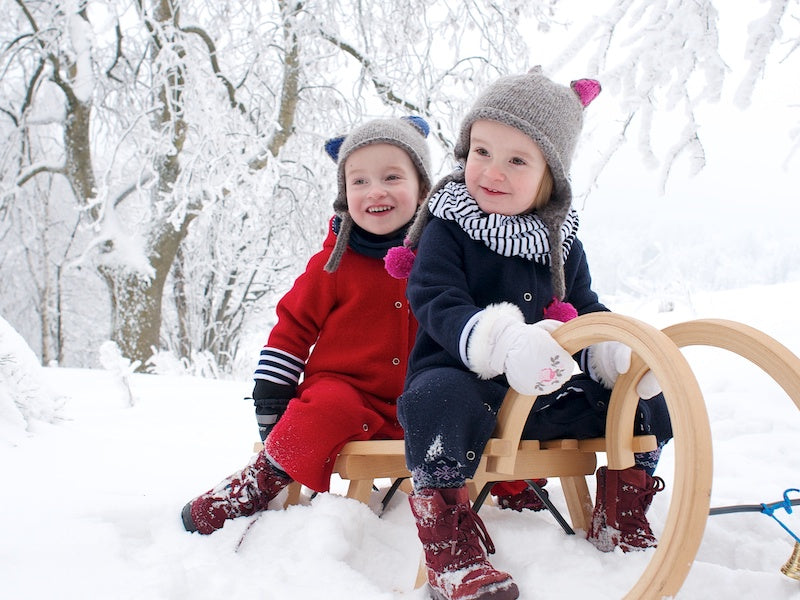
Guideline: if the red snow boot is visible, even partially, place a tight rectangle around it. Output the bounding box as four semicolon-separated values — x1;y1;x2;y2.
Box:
182;449;292;534
492;479;548;512
409;487;519;600
587;465;665;552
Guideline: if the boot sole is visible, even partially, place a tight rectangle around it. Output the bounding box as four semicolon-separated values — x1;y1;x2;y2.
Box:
427;581;520;600
181;502;198;533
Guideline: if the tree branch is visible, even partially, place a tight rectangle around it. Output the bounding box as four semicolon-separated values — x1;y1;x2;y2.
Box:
181;25;246;114
16;162;67;187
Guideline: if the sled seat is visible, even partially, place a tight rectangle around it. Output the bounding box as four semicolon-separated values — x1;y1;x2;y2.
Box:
252;431;657;512
250;439;410;506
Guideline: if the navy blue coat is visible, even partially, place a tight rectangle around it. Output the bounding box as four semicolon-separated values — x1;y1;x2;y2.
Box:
405;217;607;379
398;217;671;488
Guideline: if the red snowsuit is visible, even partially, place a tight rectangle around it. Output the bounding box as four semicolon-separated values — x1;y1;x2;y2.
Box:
263;226;417;491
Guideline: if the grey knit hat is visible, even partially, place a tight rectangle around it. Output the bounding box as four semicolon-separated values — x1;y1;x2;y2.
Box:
322;116;433;272
401;68;600;299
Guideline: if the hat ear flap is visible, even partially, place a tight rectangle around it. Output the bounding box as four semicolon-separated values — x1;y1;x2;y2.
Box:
324;136;345;162
402;115;430;138
570;79;601;107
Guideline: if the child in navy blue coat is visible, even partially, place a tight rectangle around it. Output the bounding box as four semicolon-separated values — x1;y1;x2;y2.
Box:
385;69;671;600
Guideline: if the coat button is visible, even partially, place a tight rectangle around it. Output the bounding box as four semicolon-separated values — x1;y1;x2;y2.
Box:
466;450;476;461
392;357;400;365
523;292;533;302
395;301;403;309
362;423;369;431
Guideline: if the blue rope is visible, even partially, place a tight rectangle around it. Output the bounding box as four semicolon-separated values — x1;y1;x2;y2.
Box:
761;488;800;544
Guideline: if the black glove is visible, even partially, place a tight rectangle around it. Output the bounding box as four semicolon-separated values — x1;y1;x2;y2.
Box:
251;379;295;442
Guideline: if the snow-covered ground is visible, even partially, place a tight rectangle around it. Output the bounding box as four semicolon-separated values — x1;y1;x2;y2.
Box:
3;283;800;599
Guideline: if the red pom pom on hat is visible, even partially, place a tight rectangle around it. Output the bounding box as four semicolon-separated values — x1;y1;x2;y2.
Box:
384;242;415;279
543;297;578;322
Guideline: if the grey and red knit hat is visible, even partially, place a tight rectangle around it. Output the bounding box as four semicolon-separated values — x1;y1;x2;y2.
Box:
390;67;600;302
322;116;433;272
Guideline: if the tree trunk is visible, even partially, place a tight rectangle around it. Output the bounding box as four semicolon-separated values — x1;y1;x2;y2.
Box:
98;0;192;370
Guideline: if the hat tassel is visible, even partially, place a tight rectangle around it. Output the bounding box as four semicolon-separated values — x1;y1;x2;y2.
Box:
543;297;578;322
384;239;416;279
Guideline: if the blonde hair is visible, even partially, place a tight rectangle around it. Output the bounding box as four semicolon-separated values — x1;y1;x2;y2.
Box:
530;166;554;212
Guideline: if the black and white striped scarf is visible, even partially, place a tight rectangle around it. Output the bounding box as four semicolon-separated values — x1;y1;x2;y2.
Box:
427;180;579;264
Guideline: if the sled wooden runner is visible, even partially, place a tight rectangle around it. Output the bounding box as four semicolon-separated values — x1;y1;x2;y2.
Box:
662;318;800;413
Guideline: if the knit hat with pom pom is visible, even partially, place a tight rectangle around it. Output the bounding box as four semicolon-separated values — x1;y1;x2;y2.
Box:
323;116;433;273
386;68;600;305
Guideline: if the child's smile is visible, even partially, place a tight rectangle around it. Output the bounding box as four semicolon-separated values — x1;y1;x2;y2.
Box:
345;143;422;235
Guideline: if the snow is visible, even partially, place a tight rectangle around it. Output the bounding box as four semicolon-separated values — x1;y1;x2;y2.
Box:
2;284;800;599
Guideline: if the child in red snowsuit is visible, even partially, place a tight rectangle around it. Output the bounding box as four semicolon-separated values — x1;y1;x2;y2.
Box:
182;116;432;534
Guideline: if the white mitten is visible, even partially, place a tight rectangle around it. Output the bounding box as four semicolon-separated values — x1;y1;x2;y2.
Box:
467;303;574;395
636;371;662;400
586;341;662;399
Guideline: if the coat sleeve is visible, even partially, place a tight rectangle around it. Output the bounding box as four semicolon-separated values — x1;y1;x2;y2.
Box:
406;219;482;365
253;248;338;388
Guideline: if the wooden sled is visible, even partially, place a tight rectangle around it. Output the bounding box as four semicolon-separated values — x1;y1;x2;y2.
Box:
255;312;714;599
252;315;800;598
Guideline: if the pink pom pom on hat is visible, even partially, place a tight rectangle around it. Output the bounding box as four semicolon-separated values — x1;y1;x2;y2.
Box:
543;297;578;322
570;78;601;107
384;240;416;279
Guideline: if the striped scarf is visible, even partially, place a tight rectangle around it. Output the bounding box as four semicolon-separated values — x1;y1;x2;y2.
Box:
427;181;579;264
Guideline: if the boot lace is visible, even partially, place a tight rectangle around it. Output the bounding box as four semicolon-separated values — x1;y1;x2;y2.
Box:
448;503;496;560
644;475;666;502
629;475;665;521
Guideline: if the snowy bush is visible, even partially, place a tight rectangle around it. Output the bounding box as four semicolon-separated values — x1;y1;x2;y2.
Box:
0;315;62;442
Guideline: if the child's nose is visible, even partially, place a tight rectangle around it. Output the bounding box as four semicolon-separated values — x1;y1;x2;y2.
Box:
367;184;387;199
485;162;505;181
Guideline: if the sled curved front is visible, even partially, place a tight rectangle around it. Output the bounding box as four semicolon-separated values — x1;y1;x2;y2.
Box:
662;318;800;412
552;313;713;600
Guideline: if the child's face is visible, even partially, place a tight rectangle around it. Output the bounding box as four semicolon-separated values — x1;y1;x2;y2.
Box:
344;143;422;235
464;119;549;216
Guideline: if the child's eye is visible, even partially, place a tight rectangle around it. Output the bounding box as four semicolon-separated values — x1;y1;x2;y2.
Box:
385;173;404;181
510;157;527;166
473;147;490;157
351;178;367;185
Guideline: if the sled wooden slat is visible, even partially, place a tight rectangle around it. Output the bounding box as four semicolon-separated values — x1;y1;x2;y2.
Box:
255;430;656;512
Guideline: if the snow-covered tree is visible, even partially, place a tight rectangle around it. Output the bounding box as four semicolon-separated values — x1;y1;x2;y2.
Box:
0;0;797;377
0;0;532;373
